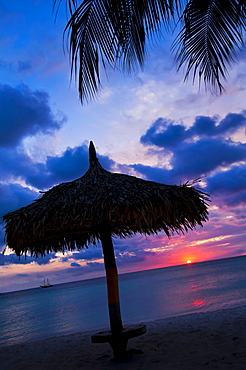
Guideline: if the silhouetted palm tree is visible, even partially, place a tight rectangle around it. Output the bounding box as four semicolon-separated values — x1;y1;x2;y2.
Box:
54;1;246;104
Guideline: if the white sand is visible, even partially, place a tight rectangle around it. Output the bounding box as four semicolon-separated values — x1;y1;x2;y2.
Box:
1;305;245;370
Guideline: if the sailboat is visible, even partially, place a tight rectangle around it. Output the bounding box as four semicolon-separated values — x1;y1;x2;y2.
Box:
40;278;53;288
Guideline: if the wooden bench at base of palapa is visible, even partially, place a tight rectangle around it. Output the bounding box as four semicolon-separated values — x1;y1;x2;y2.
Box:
91;323;147;360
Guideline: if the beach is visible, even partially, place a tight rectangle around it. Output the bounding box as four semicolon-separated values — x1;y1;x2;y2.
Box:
1;305;245;370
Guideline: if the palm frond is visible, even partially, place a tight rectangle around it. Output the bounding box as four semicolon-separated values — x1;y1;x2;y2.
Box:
172;0;246;93
56;0;180;104
53;0;78;14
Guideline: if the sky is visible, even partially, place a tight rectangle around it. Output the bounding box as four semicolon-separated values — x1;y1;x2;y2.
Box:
0;0;246;293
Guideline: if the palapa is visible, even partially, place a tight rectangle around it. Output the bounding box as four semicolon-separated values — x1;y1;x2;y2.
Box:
3;141;210;359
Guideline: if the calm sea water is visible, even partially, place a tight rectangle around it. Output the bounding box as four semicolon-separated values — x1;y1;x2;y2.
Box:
0;255;245;347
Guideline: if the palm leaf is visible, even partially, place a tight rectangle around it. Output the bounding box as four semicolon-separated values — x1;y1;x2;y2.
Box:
54;1;245;102
172;0;246;93
54;0;180;104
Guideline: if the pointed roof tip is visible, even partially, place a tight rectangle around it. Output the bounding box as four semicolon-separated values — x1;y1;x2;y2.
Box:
89;141;98;162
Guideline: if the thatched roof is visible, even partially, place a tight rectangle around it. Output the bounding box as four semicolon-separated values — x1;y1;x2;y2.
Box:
3;142;210;256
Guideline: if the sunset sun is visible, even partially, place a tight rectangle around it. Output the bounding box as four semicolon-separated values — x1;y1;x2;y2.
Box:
187;260;192;264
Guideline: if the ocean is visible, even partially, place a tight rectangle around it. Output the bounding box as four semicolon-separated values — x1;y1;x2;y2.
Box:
0;255;245;347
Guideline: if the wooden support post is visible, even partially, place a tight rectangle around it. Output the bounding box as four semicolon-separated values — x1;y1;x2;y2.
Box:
100;229;123;333
93;228;146;359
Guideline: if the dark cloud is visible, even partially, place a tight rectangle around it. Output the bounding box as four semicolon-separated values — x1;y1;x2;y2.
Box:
0;183;38;218
141;111;246;150
117;254;146;264
113;238;156;266
137;111;246;186
133;139;246;185
135;111;246;211
171;139;246;180
140;118;189;148
27;144;115;189
206;164;246;195
216;112;246;135
189;113;246;137
25;144;115;189
117;249;156;266
0;228;5;250
61;248;103;262
87;261;101;267
62;263;105;282
190;116;218;136
70;262;81;267
205;164;246;207
57;239;156;267
223;191;246;207
0;252;57;265
0;147;35;183
131;163;172;184
0;143;115;191
234;208;246;220
0;252;5;265
0;84;66;147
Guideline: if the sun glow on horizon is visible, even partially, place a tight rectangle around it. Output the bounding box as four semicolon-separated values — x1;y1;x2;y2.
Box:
186;259;192;264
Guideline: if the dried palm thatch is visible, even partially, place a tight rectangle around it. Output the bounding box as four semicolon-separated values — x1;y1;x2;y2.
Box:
3;141;210;257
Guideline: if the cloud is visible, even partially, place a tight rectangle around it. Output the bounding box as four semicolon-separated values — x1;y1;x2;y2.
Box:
136;111;246;185
0;253;5;265
31;144;114;187
70;262;81;267
0;183;38;218
140;111;246;150
206;164;246;195
61;248;103;262
0;147;36;183
0;84;66;147
117;251;155;265
0;228;5;250
223;191;246;207
0;142;115;212
206;164;246;207
113;238;156;267
133;139;246;185
140;118;189;148
87;261;101;267
171;139;246;180
130;163;172;183
190;113;246;137
0;253;57;266
24;143;115;190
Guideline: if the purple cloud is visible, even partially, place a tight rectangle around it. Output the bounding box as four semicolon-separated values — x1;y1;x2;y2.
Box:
0;84;66;147
206;164;246;195
133;139;246;185
140;118;189;148
70;262;81;267
0;183;38;218
0;253;57;266
141;111;246;150
0;142;115;196
171;139;246;180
